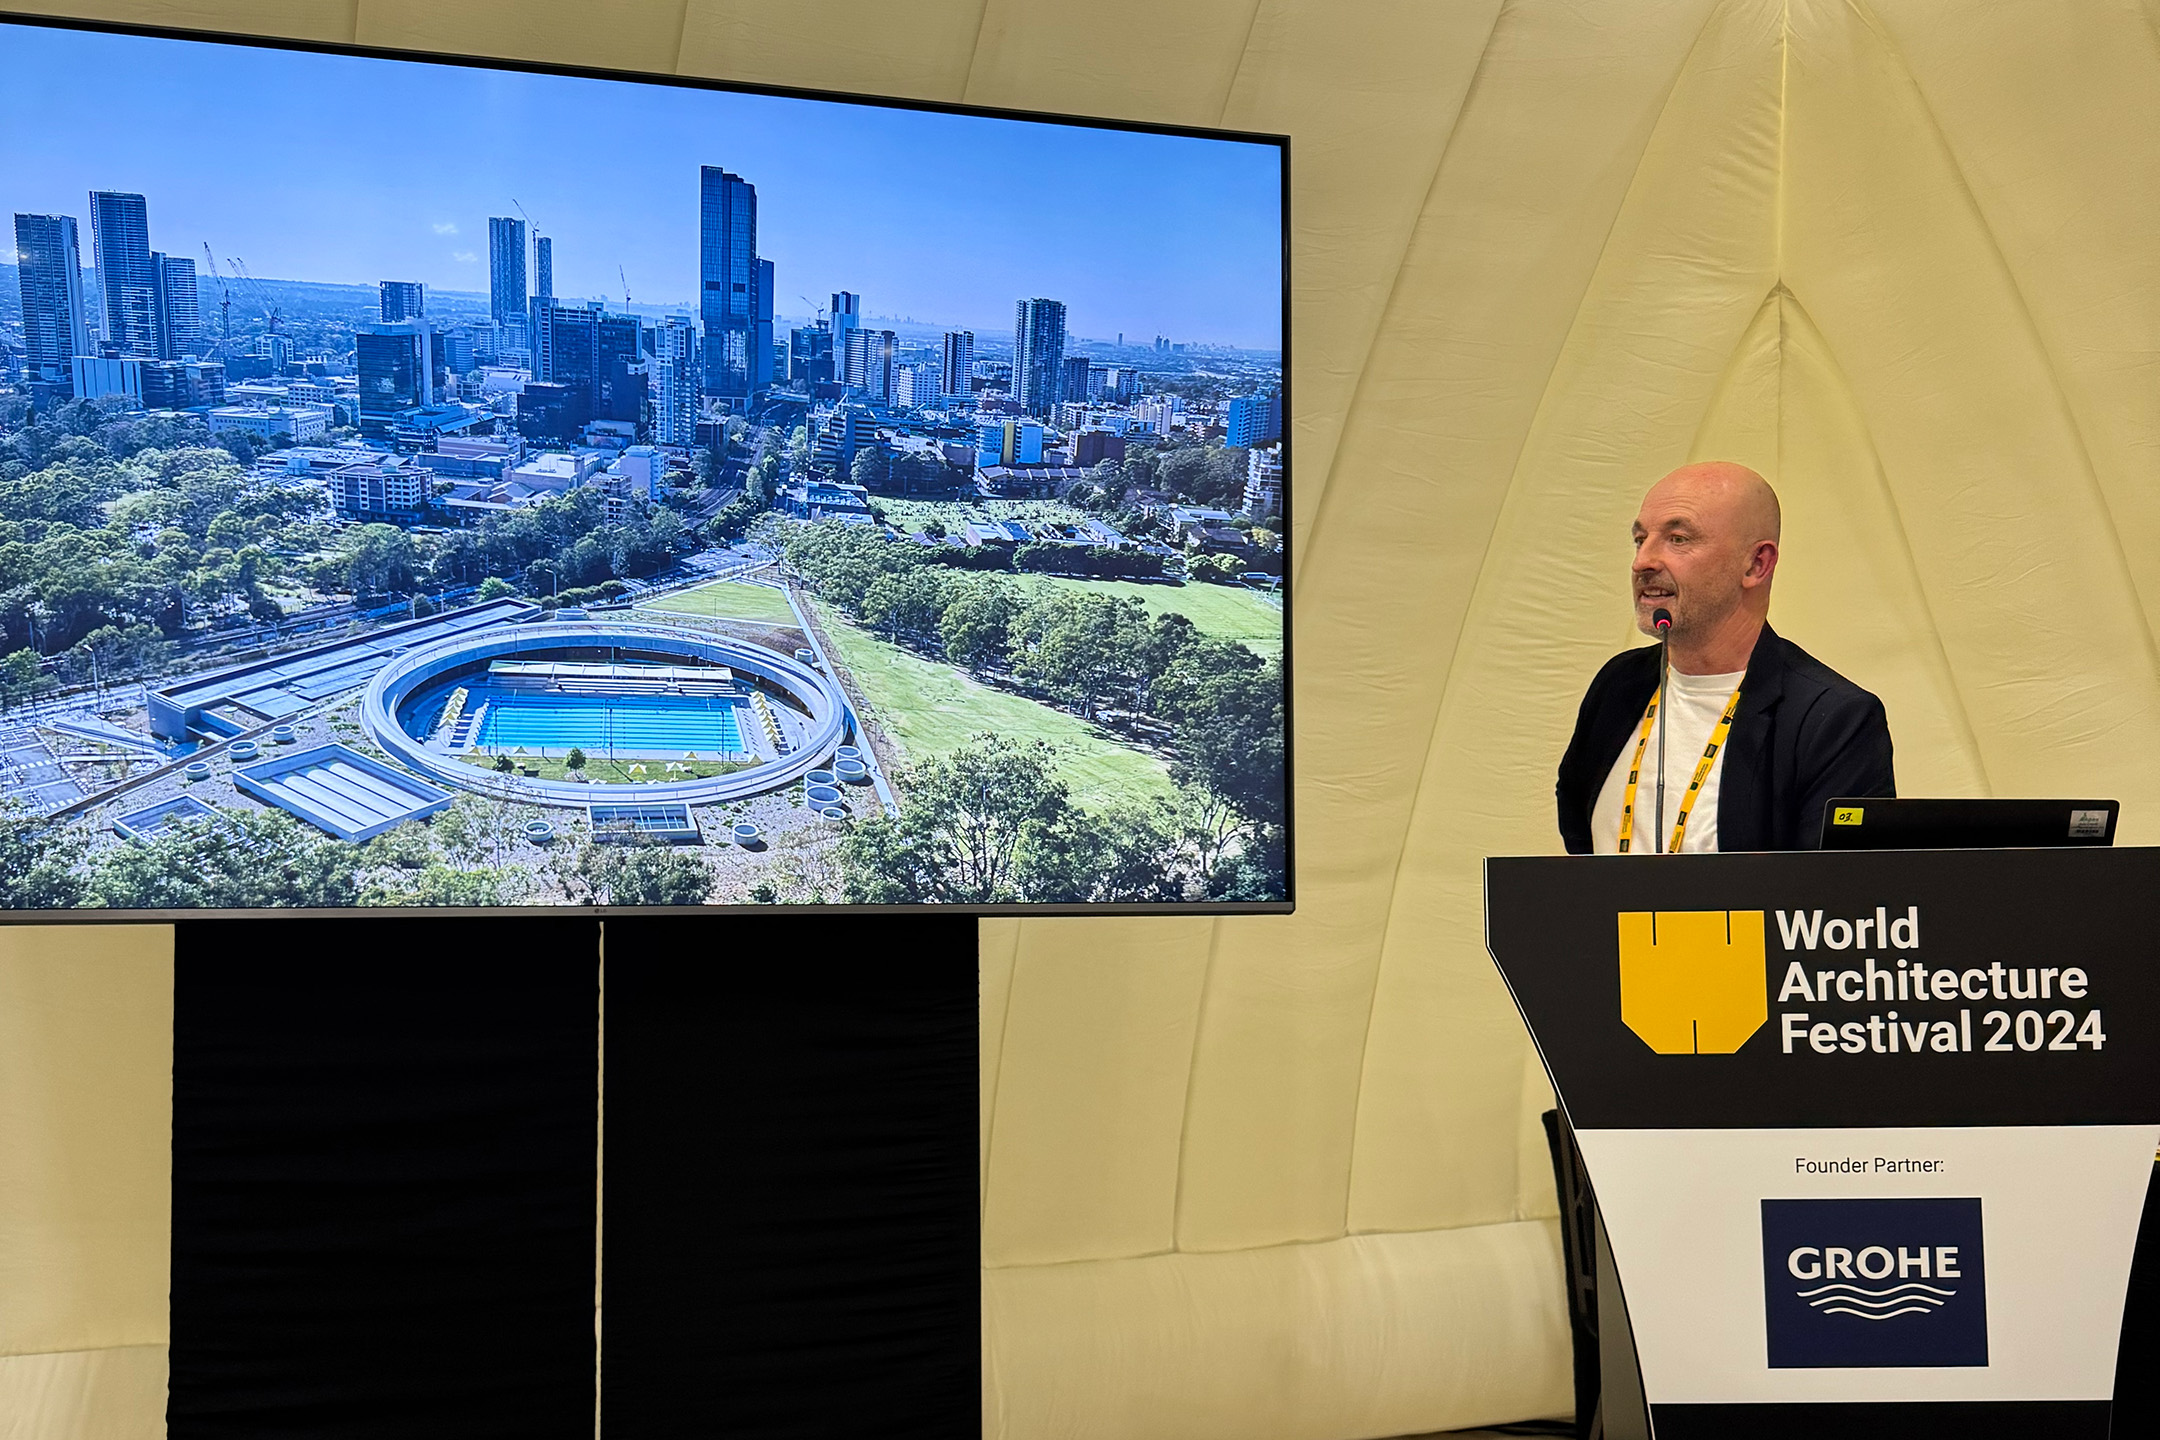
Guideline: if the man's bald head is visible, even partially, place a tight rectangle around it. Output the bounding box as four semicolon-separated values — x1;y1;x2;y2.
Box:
1629;461;1782;668
1645;461;1781;544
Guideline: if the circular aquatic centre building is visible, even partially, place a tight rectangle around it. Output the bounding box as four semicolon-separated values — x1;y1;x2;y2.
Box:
361;620;849;807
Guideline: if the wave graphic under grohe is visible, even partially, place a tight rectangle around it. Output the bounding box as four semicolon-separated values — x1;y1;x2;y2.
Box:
1794;1281;1955;1322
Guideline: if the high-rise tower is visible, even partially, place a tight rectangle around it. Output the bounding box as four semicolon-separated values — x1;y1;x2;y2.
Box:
155;253;200;359
1059;355;1092;405
698;167;758;401
488;216;528;335
648;316;699;445
356;321;435;439
532;301;597;411
598;311;645;425
940;330;974;402
754;258;775;391
842;328;896;403
13;214;89;394
89;191;157;356
379;281;424;324
830;291;860;376
1012;297;1068;418
788;324;832;389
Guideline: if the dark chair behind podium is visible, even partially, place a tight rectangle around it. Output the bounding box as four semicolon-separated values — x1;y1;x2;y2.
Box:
1542;1112;1601;1437
1542;1112;1650;1440
2118;1165;2160;1431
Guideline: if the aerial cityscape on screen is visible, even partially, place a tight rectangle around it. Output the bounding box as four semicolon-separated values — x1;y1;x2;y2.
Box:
0;22;1287;908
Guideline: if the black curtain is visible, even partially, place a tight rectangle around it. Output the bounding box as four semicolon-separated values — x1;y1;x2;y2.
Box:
165;912;977;1437
601;914;977;1437
169;918;601;1439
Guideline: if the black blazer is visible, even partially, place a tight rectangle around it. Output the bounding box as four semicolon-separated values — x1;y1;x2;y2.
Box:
1556;623;1895;853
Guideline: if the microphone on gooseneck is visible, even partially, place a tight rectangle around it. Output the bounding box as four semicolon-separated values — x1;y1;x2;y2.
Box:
1652;608;1673;853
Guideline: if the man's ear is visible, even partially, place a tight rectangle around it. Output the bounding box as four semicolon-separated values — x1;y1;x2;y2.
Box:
1743;539;1779;587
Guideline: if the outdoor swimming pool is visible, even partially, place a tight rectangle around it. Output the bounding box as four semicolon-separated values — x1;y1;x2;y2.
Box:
472;691;747;754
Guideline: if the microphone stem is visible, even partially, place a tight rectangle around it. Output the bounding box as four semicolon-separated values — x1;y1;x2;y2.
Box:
1655;629;1670;852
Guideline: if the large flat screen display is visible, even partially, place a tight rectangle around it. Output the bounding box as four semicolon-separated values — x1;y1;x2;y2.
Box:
0;14;1289;914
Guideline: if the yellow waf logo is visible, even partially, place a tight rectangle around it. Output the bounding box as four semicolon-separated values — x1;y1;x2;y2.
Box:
1616;910;1768;1055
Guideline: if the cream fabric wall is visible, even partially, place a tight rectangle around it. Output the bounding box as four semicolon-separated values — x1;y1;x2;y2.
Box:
14;1;2160;1437
0;927;172;1440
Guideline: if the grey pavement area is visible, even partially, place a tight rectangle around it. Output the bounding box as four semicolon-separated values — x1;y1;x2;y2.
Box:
0;720;88;813
0;690;182;817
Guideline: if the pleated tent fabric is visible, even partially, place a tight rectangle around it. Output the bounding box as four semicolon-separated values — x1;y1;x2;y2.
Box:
0;926;171;1440
9;0;2160;1436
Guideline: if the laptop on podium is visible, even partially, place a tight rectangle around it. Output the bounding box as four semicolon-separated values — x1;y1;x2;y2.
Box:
1819;797;2119;850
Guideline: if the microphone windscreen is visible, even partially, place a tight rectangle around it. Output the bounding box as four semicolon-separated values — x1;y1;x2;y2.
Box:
1651;607;1673;631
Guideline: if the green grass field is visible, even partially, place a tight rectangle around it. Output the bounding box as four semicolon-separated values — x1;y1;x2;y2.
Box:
641;578;799;625
808;599;1174;811
1015;576;1282;656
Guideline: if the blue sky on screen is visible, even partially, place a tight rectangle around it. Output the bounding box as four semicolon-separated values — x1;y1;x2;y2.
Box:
0;23;1283;346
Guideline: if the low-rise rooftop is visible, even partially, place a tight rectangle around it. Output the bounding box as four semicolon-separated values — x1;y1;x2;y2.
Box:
233;742;454;842
149;597;541;741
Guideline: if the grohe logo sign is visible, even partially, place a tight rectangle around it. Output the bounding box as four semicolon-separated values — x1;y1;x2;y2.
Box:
1760;1197;1989;1368
1616;910;1767;1054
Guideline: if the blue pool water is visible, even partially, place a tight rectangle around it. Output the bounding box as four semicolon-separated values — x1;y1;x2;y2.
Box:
472;691;746;753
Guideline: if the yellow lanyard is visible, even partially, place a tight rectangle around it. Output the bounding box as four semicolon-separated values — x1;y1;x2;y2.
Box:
1616;684;1742;853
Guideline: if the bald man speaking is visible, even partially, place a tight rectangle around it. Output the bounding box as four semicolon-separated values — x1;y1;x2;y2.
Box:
1556;462;1895;853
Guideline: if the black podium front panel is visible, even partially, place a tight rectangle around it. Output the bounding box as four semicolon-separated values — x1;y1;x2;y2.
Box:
1487;849;2160;1438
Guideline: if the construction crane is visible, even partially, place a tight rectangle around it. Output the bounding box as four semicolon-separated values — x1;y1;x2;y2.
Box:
199;244;233;356
619;266;632;310
800;295;826;325
225;256;281;336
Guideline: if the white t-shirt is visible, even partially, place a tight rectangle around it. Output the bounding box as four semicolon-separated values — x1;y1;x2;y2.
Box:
1590;667;1746;854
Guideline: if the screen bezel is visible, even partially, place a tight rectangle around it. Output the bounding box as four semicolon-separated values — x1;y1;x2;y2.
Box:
0;8;1294;919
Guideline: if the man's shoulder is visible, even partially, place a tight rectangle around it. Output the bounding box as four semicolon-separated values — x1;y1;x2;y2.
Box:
1562;643;1661;798
1762;630;1885;712
1571;645;1663;746
1589;642;1661;689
